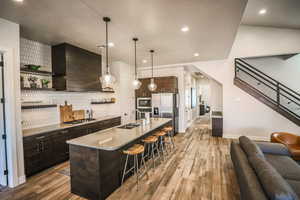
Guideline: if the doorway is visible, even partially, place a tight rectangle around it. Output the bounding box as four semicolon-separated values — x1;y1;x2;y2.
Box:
0;53;8;190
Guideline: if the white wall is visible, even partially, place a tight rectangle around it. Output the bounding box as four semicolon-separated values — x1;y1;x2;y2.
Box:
111;61;136;124
209;79;223;112
0;18;24;187
138;66;186;132
244;55;300;93
198;78;210;105
193;25;300;141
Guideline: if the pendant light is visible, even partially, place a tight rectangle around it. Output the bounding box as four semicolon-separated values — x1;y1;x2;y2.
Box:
132;38;142;90
100;17;116;88
148;50;157;91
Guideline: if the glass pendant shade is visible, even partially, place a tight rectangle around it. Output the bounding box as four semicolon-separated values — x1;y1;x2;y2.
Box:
148;49;156;92
148;78;157;91
99;17;116;87
132;79;142;90
100;72;116;88
132;38;142;90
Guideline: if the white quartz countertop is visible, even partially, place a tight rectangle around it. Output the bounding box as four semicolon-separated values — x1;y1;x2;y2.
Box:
22;115;121;137
67;118;172;151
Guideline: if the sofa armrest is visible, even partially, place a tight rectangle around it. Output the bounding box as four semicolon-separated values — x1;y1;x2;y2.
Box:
255;142;291;156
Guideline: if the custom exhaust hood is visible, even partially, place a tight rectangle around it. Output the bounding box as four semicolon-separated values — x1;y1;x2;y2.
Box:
52;43;102;92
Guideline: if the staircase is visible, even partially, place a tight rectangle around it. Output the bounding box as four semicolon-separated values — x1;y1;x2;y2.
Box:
234;58;300;126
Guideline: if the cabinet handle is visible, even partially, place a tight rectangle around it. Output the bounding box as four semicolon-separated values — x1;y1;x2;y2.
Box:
36;143;40;153
61;130;68;134
36;136;45;140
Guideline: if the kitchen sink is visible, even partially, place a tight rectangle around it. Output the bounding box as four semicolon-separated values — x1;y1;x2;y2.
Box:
118;123;140;129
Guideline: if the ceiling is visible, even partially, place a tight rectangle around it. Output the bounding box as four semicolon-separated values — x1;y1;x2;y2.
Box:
242;0;300;29
0;0;247;66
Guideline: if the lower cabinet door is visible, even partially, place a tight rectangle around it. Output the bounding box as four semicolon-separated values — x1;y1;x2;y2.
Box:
23;139;42;176
39;135;55;169
23;135;48;176
52;130;69;163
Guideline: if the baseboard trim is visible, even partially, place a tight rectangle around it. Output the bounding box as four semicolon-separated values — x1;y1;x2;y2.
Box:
18;175;26;185
224;134;270;141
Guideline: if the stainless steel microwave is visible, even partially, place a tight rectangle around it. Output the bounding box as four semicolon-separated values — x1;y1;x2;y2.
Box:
137;97;151;109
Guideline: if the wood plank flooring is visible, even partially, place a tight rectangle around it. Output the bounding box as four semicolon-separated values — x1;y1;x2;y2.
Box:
0;117;240;200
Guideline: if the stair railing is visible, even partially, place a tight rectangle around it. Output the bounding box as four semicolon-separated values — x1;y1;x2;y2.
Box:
235;58;300;119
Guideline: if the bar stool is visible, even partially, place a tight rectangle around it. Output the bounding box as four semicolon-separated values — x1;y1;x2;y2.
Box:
142;135;160;171
163;126;175;151
121;144;147;190
154;130;168;161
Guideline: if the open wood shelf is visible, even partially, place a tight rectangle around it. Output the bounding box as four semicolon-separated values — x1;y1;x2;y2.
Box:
20;68;53;76
91;102;115;105
21;104;57;110
100;90;115;93
21;87;56;91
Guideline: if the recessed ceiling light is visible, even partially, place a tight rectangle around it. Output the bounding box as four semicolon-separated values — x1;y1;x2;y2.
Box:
181;26;189;32
13;0;23;2
108;42;114;47
142;59;147;63
259;9;267;15
194;53;199;57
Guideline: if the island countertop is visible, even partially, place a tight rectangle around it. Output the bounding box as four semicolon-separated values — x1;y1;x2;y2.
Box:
67;118;171;151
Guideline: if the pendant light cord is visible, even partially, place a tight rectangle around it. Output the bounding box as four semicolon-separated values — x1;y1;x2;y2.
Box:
150;50;154;78
134;38;138;79
105;19;109;74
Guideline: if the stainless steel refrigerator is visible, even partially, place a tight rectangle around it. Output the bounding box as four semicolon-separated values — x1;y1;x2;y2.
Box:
152;93;179;134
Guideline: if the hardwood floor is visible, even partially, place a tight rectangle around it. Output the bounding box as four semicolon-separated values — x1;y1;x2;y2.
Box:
0;117;240;200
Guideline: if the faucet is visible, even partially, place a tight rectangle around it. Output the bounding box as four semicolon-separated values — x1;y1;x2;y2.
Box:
136;109;142;120
86;109;94;120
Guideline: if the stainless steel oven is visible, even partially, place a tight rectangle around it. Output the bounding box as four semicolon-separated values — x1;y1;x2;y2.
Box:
137;97;151;109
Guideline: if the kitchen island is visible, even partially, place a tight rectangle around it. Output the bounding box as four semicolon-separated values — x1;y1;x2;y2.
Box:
67;118;172;200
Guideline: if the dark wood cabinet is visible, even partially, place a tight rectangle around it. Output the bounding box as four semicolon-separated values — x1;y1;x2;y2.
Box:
52;43;102;92
211;112;223;137
154;76;178;93
23;117;121;177
52;129;69;163
23;133;54;176
135;76;178;98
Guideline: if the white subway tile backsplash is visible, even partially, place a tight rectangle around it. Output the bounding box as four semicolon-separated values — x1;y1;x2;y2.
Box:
21;90;119;129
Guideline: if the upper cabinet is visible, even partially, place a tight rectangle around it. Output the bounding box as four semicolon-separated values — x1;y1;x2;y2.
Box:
155;76;178;93
52;43;102;92
135;76;178;97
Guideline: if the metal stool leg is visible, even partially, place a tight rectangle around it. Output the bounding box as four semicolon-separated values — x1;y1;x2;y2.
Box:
151;143;155;169
159;136;167;161
121;154;129;184
134;155;139;191
141;152;149;179
168;131;175;151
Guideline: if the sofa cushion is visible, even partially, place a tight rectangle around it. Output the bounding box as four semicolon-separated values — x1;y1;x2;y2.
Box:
239;136;265;158
265;154;300;181
286;179;300;198
256;142;291;156
231;142;268;200
249;155;299;200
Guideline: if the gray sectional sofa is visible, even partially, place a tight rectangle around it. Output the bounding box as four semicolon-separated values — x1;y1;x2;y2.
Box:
231;136;300;200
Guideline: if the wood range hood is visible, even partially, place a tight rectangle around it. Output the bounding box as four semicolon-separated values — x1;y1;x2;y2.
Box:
52;43;102;92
